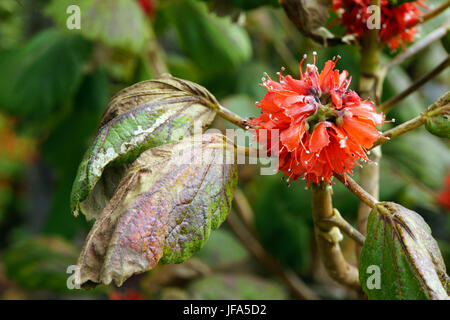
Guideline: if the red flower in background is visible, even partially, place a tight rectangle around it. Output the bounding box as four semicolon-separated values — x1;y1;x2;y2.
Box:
436;174;450;211
333;0;427;50
252;54;384;185
137;0;155;17
109;290;144;300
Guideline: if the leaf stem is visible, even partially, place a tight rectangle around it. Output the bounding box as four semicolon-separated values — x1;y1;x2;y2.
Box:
383;23;449;72
334;173;379;208
380;55;450;114
216;104;254;130
311;183;360;290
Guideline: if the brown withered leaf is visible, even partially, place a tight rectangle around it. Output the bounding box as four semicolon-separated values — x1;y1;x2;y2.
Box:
77;133;238;287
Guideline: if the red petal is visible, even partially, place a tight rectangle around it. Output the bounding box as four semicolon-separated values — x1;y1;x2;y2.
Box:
309;122;330;153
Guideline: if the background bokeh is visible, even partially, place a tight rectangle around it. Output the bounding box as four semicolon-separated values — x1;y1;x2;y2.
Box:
0;0;448;299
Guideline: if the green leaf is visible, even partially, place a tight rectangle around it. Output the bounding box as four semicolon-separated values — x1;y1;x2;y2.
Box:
76;133;238;286
165;0;252;75
45;0;149;53
0;29;92;130
70;75;217;220
359;202;450;300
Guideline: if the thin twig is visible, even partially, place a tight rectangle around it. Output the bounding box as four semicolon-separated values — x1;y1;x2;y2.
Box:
311;184;360;290
334;173;379;208
380;55;450;114
317;209;366;247
383;23;450;72
226;212;319;300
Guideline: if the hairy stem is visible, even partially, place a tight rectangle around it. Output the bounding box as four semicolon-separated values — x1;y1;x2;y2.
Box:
380;55;450;114
311;183;360;290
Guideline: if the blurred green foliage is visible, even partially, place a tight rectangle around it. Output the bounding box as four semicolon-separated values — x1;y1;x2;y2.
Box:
0;0;448;299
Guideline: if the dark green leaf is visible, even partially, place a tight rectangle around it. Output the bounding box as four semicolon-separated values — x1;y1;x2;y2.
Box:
359;202;450;300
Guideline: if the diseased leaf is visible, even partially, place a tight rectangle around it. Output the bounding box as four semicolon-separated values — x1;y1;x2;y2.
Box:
77;133;238;286
359;202;450;300
70;75;217;219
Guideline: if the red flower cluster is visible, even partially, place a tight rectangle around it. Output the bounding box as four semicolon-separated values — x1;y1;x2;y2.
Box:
332;0;427;50
436;174;450;211
252;55;384;185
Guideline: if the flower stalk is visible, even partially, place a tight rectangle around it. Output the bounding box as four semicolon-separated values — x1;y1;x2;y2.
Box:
311;183;360;290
